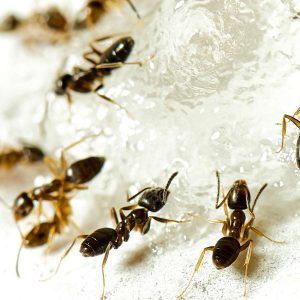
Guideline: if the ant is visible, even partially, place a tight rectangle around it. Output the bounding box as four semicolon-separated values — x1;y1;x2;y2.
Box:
278;107;300;168
74;0;141;30
54;35;143;112
15;195;73;277
48;172;188;299
13;136;106;276
0;145;44;170
9;136;105;223
0;7;69;43
177;171;283;298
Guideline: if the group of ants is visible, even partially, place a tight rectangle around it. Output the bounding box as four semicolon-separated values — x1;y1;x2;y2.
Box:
1;1;300;299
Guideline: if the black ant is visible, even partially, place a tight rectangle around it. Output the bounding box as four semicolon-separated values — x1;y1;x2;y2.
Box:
177;171;283;298
54;35;143;113
74;0;141;30
0;145;44;170
9;136;105;223
277;107;300;168
48;172;188;299
13;136;106;276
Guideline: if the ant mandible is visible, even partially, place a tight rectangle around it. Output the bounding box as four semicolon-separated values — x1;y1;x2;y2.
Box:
278;107;300;168
178;171;283;298
48;172;188;299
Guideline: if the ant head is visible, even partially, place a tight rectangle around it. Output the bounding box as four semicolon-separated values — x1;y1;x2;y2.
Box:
54;74;72;95
22;146;45;162
138;188;170;212
0;14;21;32
137;172;178;212
43;7;68;32
228;180;250;210
13;192;34;221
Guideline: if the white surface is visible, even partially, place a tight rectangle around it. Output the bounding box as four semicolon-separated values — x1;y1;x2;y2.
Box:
0;0;299;299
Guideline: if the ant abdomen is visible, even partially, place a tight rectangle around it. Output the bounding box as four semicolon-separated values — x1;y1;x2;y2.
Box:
22;146;45;162
80;228;117;257
138;188;170;212
24;222;54;247
99;37;135;75
13;192;34;221
228;180;249;210
65;156;105;184
212;237;240;269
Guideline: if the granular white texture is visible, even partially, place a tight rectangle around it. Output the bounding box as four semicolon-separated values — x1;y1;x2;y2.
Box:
0;0;299;300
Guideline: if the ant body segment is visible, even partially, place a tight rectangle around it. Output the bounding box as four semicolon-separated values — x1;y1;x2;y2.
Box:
178;171;283;298
278;108;300;168
0;145;44;170
50;172;188;299
74;0;141;29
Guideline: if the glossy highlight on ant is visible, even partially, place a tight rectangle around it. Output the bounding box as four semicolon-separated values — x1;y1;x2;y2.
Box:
54;35;142;113
178;171;283;298
0;145;44;170
278;107;300;168
49;172;188;299
74;0;141;29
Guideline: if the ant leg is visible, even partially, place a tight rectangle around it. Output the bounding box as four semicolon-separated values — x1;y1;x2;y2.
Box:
296;134;300;169
83;52;99;65
150;216;190;224
44;156;60;177
278;114;300;152
127;187;151;202
208;219;228;236
101;242;113;300
16;240;25;278
95;92;132;117
240;240;253;296
92;33;130;44
119;204;138;220
45;225;56;255
59;133;100;172
69;218;84;234
40;234;88;281
250;226;284;243
177;246;214;299
111;207;119;226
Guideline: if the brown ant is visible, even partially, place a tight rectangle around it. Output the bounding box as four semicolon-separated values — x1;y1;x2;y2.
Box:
278;107;300;168
0;7;70;43
177;171;283;298
0;145;44;170
48;172;188;299
54;35;143;112
74;0;141;30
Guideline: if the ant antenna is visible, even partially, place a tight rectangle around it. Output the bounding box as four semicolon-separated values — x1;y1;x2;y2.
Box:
250;183;268;213
125;0;141;19
163;171;178;204
16;240;24;278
